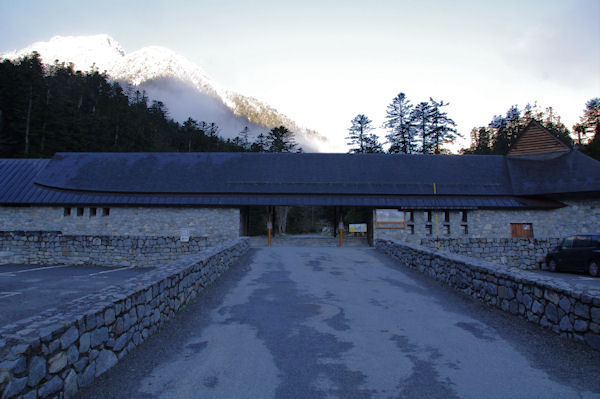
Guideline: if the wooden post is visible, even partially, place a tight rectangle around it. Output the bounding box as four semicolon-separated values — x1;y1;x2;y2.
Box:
267;206;272;247
338;208;343;246
433;183;440;249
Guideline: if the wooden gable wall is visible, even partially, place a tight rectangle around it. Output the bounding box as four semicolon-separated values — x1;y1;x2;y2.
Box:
508;121;571;156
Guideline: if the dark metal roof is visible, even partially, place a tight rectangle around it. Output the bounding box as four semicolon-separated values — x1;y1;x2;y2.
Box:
34;152;511;196
1;150;599;209
506;150;600;195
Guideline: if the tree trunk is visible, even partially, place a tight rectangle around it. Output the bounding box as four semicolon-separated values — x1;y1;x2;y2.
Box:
114;124;119;147
276;206;289;235
24;85;33;155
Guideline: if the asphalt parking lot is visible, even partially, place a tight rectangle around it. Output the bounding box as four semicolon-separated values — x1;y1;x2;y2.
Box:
0;264;151;327
535;268;600;289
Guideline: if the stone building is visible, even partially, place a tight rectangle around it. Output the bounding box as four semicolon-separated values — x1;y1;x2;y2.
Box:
1;122;599;247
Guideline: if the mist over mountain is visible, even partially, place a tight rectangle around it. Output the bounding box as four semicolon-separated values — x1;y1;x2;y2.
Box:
2;34;329;152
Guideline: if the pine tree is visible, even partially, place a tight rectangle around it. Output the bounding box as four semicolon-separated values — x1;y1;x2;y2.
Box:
428;98;458;154
384;92;416;153
250;133;268;152
363;133;384;153
578;98;600;160
235;126;251;150
266;126;298;152
411;101;433;153
346;114;374;153
575;98;600;143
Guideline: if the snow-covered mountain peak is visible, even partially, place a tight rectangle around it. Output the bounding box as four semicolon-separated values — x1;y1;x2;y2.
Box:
1;34;125;72
111;45;220;95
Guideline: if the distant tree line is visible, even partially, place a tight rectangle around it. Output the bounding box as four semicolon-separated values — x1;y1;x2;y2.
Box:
346;92;599;160
346;92;459;154
0;53;301;158
462;99;599;160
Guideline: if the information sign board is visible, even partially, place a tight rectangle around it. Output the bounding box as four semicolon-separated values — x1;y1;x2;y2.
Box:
180;228;190;242
349;223;367;233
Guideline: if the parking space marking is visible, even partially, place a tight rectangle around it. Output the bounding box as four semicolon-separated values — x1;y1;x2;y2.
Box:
87;266;135;276
0;265;72;276
0;292;21;299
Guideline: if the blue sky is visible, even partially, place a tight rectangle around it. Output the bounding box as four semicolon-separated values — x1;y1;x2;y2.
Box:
1;0;599;151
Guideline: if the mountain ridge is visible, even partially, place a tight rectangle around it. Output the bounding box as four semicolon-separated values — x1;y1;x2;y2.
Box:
1;34;328;152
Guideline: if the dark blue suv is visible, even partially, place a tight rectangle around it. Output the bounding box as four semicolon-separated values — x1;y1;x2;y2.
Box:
546;234;600;277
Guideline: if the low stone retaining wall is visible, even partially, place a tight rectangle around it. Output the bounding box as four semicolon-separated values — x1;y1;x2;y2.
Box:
0;238;249;399
418;237;561;270
0;231;212;267
376;239;600;351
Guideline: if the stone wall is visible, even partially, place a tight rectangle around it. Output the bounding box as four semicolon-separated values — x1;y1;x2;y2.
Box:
374;199;600;242
418;237;561;270
0;238;249;399
0;232;213;267
0;206;240;242
376;239;600;351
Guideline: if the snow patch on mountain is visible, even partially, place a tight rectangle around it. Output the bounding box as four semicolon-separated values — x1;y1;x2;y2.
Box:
2;34;125;72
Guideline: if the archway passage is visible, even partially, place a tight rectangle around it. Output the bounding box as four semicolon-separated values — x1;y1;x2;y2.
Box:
240;206;373;247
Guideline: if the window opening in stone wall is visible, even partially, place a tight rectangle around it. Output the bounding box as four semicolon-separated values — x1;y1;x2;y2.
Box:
426;225;433;235
407;211;414;222
409;224;415;234
444;211;450;223
90;207;97;217
77;207;84;217
510;223;533;238
63;208;71;217
102;208;110;217
460;211;468;223
444;224;450;235
375;209;406;229
462;224;468;235
425;211;432;223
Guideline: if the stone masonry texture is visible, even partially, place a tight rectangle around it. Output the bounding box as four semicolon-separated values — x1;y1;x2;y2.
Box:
418;237;561;270
0;206;240;241
0;238;249;399
0;232;211;267
374;199;600;242
375;238;600;352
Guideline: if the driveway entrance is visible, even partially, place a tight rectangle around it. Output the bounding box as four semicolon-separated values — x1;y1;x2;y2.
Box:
78;247;600;399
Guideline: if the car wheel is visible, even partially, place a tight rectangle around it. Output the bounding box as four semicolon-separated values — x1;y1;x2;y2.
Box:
589;261;599;277
548;259;558;272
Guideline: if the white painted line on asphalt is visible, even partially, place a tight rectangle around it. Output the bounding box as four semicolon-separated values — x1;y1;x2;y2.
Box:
0;292;21;299
88;266;135;276
0;272;17;277
8;265;72;274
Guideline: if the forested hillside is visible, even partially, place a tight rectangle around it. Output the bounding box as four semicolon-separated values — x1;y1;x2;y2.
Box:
0;53;247;158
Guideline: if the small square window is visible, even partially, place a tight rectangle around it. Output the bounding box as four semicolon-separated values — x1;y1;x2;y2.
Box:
102;208;110;217
425;211;432;223
77;208;84;217
444;211;450;223
426;225;433;235
90;207;97;217
63;208;71;217
461;211;468;223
